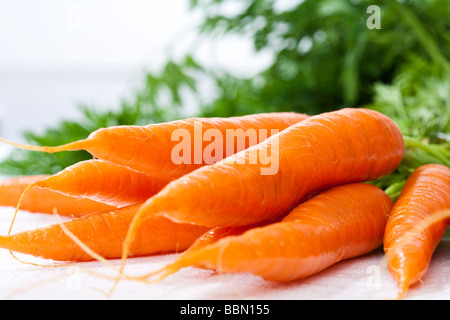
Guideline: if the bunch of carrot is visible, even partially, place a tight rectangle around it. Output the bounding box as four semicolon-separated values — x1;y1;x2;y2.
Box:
0;108;448;299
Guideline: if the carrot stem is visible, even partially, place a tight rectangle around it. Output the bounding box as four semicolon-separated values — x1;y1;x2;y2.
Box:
403;136;450;167
383;181;406;202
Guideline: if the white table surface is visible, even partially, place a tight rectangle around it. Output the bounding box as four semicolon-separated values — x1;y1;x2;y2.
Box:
0;206;448;300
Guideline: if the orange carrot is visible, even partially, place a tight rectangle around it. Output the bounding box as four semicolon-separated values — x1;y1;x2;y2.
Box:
383;164;450;298
0;113;309;179
135;218;286;281
0;175;115;216
184;218;283;254
0;204;209;261
18;159;172;208
121;108;402;243
118;108;403;280
145;183;392;283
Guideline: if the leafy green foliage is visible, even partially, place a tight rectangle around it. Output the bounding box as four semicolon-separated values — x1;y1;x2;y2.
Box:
369;56;450;143
193;0;450;115
366;54;450;198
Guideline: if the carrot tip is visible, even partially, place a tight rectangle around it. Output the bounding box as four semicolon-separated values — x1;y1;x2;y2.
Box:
389;209;450;300
396;283;409;300
0;137;83;153
142;264;181;283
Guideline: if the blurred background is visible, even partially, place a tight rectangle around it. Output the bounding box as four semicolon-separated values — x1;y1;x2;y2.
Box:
0;0;271;141
0;0;449;175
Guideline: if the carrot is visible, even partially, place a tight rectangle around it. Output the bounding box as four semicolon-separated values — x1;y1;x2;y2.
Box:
118;108;404;280
0;203;209;261
17;159;172;208
144;183;392;283
0;112;309;179
130;218;285;282
383;164;450;298
183;218;284;254
122;108;403;241
0;175;116;217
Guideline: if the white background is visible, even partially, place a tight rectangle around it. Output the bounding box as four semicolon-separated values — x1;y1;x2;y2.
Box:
0;0;273;142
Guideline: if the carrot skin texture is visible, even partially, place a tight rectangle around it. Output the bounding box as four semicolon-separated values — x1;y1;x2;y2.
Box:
86;113;309;178
384;164;450;296
1;113;309;179
184;218;282;254
140;219;285;279
29;160;172;207
133;108;404;229
0;204;210;261
0;175;116;216
153;183;392;282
